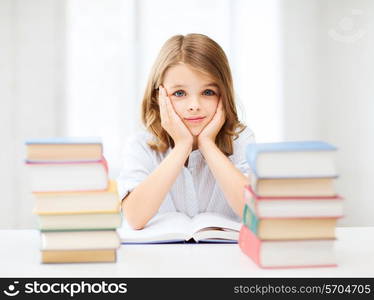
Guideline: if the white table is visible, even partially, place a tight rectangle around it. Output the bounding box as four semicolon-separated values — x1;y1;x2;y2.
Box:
0;227;373;277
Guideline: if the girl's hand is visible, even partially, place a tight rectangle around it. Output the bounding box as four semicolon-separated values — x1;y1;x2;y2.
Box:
158;85;193;148
198;98;226;146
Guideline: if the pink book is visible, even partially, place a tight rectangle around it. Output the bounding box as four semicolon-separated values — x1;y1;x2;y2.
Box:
238;225;337;269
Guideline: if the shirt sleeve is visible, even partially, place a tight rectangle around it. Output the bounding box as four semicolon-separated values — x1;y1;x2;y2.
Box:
230;126;256;177
116;132;156;201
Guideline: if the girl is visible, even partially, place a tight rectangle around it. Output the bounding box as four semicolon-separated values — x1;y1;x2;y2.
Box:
117;33;255;230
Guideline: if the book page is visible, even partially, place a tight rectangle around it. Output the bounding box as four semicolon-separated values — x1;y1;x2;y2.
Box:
118;212;192;243
191;228;239;243
190;212;241;236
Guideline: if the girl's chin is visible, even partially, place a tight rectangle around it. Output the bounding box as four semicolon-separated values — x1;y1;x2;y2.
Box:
188;127;204;136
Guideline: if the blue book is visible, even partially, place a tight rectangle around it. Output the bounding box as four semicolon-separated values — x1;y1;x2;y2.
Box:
245;141;338;179
25;137;102;145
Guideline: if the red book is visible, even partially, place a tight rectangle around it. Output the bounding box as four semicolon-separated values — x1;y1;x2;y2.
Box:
238;225;337;269
244;185;344;219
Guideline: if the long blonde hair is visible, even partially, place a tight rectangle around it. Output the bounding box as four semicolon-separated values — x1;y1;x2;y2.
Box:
141;33;246;156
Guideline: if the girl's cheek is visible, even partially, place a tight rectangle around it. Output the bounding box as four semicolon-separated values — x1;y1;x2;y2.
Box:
171;100;184;116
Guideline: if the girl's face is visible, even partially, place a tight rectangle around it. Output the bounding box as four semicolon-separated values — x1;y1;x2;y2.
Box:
162;63;220;136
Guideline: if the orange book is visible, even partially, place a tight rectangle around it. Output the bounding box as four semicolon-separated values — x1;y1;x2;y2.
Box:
25;137;103;162
250;175;337;197
41;249;116;263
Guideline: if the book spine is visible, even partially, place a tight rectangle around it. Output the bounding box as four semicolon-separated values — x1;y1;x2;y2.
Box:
32;183;115;195
238;225;262;267
243;185;259;215
245;146;258;176
25;158;107;166
242;204;259;235
41;249;116;264
34;210;121;216
40;228;118;232
246;184;343;201
101;155;109;174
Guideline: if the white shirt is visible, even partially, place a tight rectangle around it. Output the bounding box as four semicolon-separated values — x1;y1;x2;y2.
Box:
116;126;255;222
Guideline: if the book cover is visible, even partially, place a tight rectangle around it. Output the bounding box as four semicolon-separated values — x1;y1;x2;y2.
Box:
33;180;121;215
26;156;108;171
244;185;344;218
41;249;116;264
37;212;122;231
41;230;121;251
25;137;103;145
250;176;337;197
245;141;338;178
242;204;338;240
238;225;337;269
25;137;104;162
26;157;109;192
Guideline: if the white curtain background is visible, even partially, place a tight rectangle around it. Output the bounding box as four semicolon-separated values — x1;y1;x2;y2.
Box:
1;0;373;228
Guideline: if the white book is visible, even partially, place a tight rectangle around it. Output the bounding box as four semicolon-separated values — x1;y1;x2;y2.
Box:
244;185;344;218
26;160;108;192
37;213;122;231
41;230;120;250
118;212;242;244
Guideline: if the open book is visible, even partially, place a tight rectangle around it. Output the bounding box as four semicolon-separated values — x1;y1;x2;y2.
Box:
118;212;242;244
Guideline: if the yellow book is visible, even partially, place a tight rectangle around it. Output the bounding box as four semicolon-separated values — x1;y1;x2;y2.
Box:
251;175;337;197
33;180;120;215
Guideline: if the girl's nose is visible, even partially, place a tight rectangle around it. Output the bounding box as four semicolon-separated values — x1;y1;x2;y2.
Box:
188;96;201;111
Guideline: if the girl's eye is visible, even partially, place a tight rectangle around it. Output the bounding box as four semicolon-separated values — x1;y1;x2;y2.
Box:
172;89;217;97
203;89;216;96
172;90;186;97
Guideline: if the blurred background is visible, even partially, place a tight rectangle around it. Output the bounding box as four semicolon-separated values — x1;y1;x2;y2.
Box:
1;0;373;228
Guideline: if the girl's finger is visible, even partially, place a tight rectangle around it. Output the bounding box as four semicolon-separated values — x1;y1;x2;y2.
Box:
158;86;169;122
213;99;224;123
218;98;223;111
161;86;174;119
162;88;185;127
219;99;226;121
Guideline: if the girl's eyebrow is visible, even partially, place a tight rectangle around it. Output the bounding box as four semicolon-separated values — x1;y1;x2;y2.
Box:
170;83;219;89
170;84;185;89
204;83;219;88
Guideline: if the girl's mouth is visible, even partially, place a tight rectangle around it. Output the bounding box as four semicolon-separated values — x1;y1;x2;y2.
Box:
185;117;206;123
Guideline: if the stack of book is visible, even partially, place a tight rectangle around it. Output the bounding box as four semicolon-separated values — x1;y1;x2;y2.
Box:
239;141;344;268
25;137;121;263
